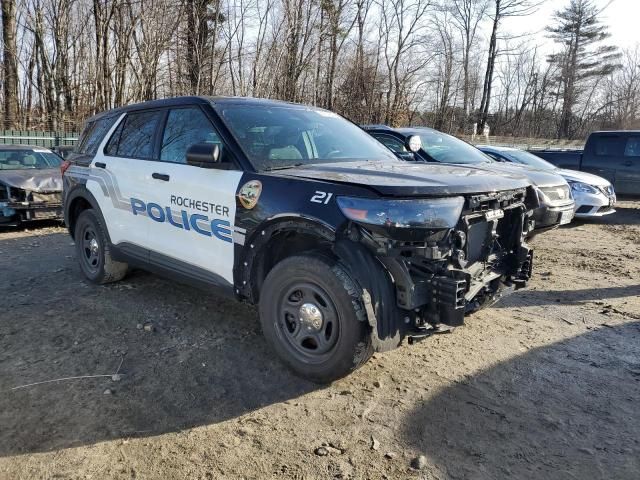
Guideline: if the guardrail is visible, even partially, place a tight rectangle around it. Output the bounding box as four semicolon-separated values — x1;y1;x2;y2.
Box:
0;130;79;148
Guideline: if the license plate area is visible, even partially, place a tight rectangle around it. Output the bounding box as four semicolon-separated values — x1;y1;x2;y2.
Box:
559;209;573;225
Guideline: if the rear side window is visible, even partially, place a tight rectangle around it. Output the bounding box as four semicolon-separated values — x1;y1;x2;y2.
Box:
160;107;222;163
624;137;640;157
374;134;408;153
77;115;118;155
105;111;163;159
595;136;624;156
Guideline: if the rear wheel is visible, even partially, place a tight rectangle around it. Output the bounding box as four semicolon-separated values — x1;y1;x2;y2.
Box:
259;254;373;383
75;209;128;284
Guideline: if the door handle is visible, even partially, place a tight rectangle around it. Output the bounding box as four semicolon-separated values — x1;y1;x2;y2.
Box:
152;172;170;181
623;160;633;166
95;162;106;169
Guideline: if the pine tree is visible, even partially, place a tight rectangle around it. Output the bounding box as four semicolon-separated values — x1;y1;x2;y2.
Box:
547;0;621;138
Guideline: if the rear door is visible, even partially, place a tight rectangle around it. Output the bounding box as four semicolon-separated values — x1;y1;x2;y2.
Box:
618;135;640;194
86;110;164;253
142;105;243;287
581;134;624;186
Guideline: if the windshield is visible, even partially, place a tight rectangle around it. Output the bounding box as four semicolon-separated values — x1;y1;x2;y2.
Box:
0;150;62;170
497;149;557;170
217;104;398;171
407;129;492;165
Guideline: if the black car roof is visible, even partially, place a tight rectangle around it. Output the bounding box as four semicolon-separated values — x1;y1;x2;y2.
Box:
87;96;319;122
362;125;438;137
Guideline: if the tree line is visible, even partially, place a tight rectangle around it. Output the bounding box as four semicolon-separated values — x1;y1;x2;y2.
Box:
1;0;638;138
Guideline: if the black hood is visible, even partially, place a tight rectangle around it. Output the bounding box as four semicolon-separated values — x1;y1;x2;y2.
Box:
276;161;531;196
0;168;62;193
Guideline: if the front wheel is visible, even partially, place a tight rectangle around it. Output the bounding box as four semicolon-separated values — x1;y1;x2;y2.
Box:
259;254;373;383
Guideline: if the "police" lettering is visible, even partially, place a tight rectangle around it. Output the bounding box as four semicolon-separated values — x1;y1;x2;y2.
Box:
130;197;232;243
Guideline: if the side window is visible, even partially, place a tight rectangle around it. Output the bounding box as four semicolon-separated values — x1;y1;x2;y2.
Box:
375;135;408;153
77;115;117;155
105;111;163;159
160;107;222;163
595;136;624;156
624;137;640;157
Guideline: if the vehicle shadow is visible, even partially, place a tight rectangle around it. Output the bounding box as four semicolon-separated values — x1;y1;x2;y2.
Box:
401;321;640;480
494;284;640;308
0;231;317;457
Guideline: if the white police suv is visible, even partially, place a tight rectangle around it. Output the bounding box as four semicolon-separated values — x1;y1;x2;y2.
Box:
63;96;536;383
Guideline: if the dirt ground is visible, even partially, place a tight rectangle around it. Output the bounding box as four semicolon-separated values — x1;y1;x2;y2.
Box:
1;201;639;480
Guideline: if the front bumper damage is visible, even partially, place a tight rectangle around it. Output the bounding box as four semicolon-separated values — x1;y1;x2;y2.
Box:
337;188;534;350
0;186;63;225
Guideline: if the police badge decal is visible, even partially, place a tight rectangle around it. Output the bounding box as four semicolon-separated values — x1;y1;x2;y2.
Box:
238;180;263;209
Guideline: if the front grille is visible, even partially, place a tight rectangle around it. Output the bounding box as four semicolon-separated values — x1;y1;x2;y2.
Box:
540;185;571;202
8;187;26;202
466;188;527;213
28;192;62;204
597;205;613;213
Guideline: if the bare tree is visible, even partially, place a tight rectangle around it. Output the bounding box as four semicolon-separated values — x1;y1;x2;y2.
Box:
2;0;20;128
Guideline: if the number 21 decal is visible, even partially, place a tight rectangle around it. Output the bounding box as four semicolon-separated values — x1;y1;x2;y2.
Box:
310;191;333;204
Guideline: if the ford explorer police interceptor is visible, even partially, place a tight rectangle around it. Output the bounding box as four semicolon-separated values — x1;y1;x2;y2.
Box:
62;96;536;383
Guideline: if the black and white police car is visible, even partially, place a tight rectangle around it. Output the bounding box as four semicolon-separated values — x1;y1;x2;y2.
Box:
63;96;537;382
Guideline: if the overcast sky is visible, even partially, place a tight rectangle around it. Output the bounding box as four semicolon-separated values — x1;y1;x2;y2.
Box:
503;0;638;55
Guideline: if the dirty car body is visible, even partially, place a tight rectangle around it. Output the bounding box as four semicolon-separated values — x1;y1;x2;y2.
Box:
364;125;575;231
0;145;63;225
63;96;536;382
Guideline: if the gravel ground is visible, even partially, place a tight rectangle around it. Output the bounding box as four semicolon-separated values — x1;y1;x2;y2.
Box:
1;200;639;480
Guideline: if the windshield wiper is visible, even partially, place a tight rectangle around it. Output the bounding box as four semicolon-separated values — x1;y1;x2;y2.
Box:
263;162;304;172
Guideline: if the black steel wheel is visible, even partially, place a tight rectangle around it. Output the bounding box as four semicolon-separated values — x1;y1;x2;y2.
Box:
259;254;373;383
74;209;128;284
79;222;101;274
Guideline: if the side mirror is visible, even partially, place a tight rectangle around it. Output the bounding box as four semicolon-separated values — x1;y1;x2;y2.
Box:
186;143;221;168
406;135;422;153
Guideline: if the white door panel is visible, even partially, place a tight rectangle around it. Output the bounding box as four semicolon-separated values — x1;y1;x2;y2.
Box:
143;162;242;284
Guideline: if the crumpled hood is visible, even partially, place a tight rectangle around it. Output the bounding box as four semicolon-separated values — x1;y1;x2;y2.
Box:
0;168;62;192
468;162;569;188
558;168;611;187
275;161;532;196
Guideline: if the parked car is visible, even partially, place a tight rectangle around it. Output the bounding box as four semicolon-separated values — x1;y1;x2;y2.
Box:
363;125;575;232
63;96;536;382
0;145;63;225
478;145;616;218
532;131;639;195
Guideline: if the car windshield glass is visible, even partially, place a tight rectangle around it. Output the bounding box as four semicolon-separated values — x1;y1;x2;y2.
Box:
410;130;492;164
500;149;557;170
0;150;62;170
217;104;399;171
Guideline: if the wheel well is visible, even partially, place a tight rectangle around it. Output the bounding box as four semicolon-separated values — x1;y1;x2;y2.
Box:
250;229;334;302
67;196;92;238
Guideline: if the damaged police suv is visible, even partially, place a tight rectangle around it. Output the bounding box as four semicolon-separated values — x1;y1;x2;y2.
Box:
63;96;536;383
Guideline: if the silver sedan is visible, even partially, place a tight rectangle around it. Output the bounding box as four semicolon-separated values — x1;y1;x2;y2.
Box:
477;145;616;218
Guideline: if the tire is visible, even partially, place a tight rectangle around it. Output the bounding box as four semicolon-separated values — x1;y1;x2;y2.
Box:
259;254;373;383
74;209;128;284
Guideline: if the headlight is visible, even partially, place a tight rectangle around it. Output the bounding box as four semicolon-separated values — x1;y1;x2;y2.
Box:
337;196;464;229
569;182;597;194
